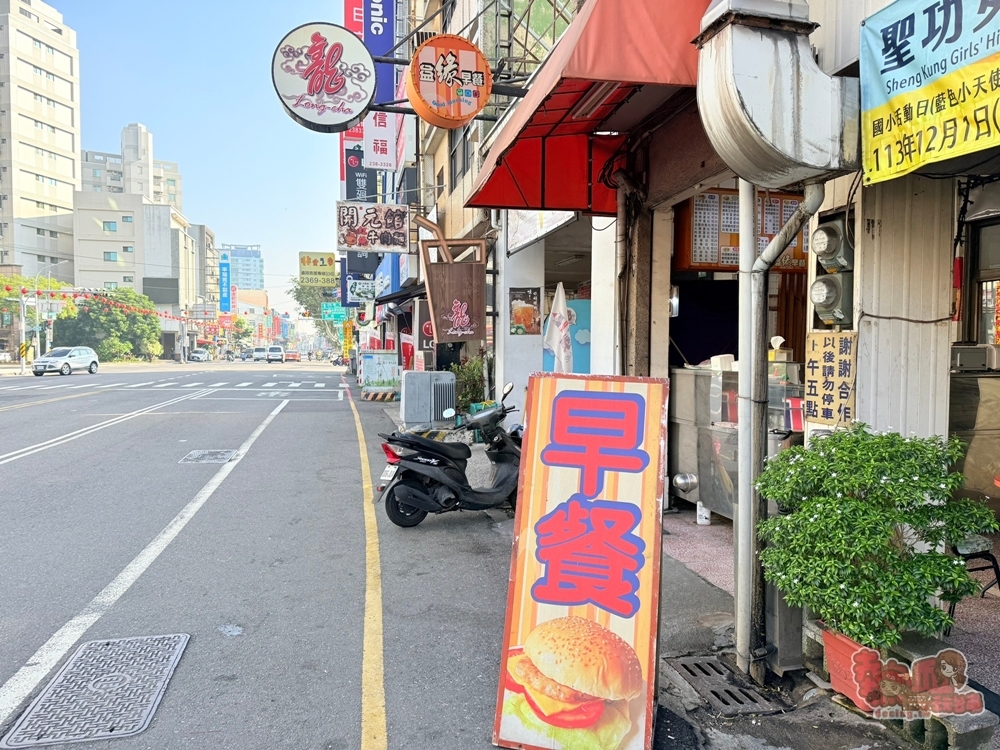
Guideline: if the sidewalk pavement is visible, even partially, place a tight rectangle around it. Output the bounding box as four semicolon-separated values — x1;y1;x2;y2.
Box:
374;399;924;748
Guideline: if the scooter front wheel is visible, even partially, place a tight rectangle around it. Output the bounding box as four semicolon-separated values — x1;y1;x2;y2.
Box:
384;480;428;527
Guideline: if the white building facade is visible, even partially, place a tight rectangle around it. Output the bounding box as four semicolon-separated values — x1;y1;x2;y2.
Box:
0;0;79;283
81;124;184;212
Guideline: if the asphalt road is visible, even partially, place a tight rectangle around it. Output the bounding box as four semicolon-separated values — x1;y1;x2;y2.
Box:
0;361;513;749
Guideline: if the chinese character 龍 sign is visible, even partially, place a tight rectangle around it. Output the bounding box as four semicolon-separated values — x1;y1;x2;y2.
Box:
337;201;409;254
861;0;1000;184
494;373;669;750
804;331;857;426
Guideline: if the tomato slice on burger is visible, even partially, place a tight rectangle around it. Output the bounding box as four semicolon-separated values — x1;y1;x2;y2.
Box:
521;690;606;729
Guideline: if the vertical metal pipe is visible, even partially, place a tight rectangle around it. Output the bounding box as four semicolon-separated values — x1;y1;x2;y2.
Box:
615;181;628;376
736;178;755;675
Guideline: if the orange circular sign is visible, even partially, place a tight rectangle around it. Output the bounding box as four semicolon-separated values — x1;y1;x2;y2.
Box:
405;34;493;130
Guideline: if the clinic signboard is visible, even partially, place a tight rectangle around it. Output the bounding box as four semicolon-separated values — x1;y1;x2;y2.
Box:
861;0;1000;184
272;22;377;133
219;252;231;313
494;373;669;750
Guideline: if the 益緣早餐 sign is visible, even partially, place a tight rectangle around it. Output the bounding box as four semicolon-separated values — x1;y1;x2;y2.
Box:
495;374;668;750
861;0;1000;184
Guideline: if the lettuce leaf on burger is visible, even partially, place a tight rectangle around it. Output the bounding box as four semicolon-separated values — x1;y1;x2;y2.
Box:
504;616;644;750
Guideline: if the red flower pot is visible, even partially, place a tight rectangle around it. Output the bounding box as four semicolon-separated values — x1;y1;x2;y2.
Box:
822;628;880;712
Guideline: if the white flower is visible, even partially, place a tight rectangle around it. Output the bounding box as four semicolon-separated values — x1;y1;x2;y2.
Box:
939;484;946;489
839;584;846;590
837;492;843;498
853;601;860;607
831;472;837;478
912;476;919;481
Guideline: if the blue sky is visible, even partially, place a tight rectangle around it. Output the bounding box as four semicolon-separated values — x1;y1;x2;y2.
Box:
57;0;345;313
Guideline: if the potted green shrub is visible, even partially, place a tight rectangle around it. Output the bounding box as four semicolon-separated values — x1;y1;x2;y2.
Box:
756;425;997;710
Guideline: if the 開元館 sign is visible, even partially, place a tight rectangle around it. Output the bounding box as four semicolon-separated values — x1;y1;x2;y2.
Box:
861;0;1000;184
494;373;668;750
272;22;376;134
804;331;857;426
299;253;339;287
337;201;409;254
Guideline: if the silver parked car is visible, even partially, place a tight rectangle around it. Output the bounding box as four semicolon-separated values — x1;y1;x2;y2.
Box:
188;348;210;362
32;346;99;376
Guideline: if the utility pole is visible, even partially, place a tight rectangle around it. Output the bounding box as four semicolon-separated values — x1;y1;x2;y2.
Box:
18;286;27;375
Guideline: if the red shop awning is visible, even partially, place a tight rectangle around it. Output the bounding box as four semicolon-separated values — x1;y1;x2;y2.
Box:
466;0;709;215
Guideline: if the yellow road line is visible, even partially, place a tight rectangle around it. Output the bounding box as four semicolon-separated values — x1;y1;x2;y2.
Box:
347;391;388;750
0;390;99;413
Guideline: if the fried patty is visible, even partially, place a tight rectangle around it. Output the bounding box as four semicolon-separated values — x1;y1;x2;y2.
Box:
514;654;600;705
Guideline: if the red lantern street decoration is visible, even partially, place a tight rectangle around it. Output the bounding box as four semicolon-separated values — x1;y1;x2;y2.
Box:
61;293;67;299
72;293;79;299
83;306;89;312
3;285;11;292
103;307;109;313
20;287;27;294
84;294;91;299
1;307;6;313
35;290;42;296
49;292;55;298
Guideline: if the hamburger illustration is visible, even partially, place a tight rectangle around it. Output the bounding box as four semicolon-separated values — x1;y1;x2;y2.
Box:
503;617;644;749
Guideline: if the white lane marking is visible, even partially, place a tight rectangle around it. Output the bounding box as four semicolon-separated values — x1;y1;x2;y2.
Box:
67;384;94;389
180;383;204;388
338;390;344;401
152;383;175;388
262;383;277;388
339;384;350;388
287;383;301;388
124;382;155;388
9;385;43;391
236;382;252;387
96;383;126;389
0;399;289;728
38;383;73;390
313;383;326;388
0;391;207;466
208;382;228;387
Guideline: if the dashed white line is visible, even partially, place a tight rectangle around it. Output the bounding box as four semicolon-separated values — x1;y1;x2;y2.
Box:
208;382;228;387
287;383;301;388
313;383;326;388
152;383;175;388
96;383;126;389
262;383;277;388
181;383;204;388
236;382;252;387
124;382;155;388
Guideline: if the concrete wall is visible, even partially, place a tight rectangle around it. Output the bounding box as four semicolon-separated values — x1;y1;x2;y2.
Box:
496;237;544;414
73;191;144;291
590;217;618;375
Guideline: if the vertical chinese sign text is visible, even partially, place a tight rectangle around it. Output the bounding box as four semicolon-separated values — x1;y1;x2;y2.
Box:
495;373;669;750
804;331;857;426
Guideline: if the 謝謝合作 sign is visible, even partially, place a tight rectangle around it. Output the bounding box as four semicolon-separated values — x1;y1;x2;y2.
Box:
494;373;669;750
405;34;493;129
861;0;1000;184
321;302;348;321
509;287;541;335
804;331;857;426
299;252;340;287
272;22;376;134
337;201;409;254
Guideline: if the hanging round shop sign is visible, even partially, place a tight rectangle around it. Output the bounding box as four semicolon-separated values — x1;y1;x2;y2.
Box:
405;34;493;130
272;22;377;134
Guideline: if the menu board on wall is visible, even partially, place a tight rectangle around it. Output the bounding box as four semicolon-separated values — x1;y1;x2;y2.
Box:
674;188;809;273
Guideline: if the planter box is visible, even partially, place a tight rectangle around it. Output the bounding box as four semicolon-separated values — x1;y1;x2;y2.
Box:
822;628;876;712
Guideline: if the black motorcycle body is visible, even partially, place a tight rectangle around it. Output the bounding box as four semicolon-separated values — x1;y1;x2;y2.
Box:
377;393;522;527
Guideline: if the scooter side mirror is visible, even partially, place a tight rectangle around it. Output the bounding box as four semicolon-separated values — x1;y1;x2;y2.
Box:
501;382;514;401
442;408;456;419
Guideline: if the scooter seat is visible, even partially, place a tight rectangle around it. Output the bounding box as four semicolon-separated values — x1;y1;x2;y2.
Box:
393;432;472;460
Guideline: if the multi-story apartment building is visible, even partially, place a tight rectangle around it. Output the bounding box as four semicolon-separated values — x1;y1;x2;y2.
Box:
188;224;218;305
81;124;184;212
221;243;264;290
0;0;79;283
73;189;199;357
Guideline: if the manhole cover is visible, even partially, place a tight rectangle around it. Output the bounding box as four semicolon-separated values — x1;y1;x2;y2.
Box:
1;634;189;748
178;450;236;464
666;656;782;717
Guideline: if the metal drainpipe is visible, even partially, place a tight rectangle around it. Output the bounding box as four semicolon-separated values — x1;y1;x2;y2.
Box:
736;180;824;683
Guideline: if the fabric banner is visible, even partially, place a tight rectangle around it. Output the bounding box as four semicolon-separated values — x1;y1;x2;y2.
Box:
861;0;1000;184
494;373;669;750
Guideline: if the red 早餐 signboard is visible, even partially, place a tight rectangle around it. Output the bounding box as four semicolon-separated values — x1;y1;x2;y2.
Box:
495;373;668;750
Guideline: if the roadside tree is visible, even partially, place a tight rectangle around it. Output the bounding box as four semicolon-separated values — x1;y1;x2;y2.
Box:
55;289;162;361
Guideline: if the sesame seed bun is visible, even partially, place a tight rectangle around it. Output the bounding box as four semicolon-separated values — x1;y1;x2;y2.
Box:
523;617;643;702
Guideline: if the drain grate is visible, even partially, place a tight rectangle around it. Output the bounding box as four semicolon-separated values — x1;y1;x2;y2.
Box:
667;656;782;717
178;450;236;464
1;634;189;748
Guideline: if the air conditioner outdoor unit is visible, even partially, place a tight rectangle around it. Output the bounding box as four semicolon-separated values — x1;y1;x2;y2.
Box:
400;371;456;430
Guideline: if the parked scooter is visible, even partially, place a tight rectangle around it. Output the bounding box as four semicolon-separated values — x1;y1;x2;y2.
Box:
377;382;523;527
